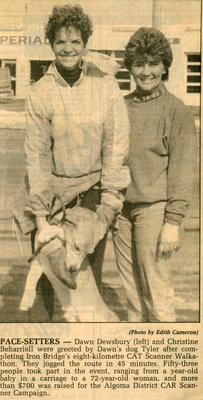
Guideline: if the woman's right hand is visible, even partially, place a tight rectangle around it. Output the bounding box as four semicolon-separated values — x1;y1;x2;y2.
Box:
36;217;64;244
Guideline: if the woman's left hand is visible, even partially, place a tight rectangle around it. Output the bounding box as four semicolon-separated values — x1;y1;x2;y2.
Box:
157;223;180;260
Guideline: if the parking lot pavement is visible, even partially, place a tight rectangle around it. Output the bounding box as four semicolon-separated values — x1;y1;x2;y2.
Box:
0;224;199;322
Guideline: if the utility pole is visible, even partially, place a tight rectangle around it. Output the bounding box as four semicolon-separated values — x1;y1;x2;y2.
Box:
152;0;163;29
24;3;28;27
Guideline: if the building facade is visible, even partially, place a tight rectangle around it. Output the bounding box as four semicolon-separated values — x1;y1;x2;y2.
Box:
0;1;201;106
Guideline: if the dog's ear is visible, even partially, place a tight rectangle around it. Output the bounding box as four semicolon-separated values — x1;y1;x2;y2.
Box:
65;208;84;227
71;213;107;255
85;217;107;254
66;207;107;255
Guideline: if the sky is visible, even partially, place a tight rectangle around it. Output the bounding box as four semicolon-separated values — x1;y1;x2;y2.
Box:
0;0;201;30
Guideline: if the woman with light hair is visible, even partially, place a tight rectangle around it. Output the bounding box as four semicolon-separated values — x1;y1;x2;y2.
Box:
113;27;196;322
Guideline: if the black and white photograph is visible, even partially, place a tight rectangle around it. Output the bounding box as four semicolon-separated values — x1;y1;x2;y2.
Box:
0;0;201;398
0;0;200;324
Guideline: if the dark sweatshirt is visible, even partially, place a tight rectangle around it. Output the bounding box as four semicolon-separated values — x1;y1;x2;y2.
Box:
125;84;196;225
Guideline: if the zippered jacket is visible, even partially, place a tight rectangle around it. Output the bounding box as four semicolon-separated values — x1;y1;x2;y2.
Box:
25;52;130;216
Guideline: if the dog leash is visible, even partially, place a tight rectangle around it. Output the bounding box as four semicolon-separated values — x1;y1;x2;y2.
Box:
28;236;66;263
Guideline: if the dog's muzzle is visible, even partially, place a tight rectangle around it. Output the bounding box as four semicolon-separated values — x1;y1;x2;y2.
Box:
47;246;77;290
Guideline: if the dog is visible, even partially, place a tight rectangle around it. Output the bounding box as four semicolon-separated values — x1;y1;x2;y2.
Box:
20;206;118;322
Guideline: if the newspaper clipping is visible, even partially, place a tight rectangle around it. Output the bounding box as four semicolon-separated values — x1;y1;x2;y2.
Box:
0;0;201;399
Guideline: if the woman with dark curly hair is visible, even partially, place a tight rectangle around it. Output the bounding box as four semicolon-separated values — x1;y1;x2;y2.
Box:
24;4;130;317
113;27;196;322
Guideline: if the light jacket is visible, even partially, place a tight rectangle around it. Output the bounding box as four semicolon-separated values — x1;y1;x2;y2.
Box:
25;51;130;216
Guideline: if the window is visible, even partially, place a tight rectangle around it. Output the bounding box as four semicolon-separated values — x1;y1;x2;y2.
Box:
114;50;130;92
186;54;201;93
30;60;52;83
91;50;130;92
0;59;16;94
